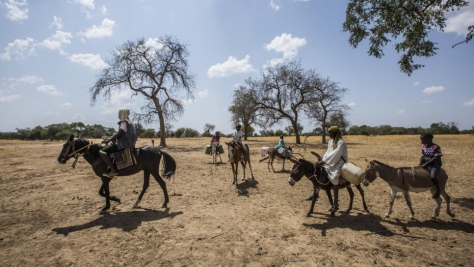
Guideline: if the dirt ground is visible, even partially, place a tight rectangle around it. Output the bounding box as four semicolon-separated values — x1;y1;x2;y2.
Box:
0;135;473;267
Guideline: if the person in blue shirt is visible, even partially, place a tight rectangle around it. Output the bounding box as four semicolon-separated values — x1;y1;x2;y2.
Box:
419;133;443;199
275;135;286;149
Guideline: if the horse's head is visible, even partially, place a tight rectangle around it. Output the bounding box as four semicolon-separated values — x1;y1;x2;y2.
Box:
363;159;378;186
57;134;90;164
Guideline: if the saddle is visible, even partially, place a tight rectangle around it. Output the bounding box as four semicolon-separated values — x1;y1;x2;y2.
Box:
110;148;137;173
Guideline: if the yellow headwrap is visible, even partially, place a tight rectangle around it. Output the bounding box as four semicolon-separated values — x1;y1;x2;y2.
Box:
328;126;342;149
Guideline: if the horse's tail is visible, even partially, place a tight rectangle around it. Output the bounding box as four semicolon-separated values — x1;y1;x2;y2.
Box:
160;150;176;179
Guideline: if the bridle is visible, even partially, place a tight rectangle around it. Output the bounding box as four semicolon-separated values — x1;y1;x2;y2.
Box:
60;138;92;168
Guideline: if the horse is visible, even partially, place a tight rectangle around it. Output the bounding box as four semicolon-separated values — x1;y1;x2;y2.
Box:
225;141;254;185
363;160;455;220
57;134;176;214
259;146;295;172
288;158;368;217
210;142;223;164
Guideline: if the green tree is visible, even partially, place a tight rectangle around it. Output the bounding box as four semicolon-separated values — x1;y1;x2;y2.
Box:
343;0;472;75
90;36;196;147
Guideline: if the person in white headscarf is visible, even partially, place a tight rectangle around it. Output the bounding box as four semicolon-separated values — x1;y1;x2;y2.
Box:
99;108;137;178
313;126;348;212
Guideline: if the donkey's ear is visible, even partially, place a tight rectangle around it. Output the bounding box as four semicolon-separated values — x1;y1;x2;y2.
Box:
68;134;74;141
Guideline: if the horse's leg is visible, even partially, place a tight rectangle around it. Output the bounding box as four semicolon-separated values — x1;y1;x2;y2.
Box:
344;185;355;213
431;197;442;220
132;170;151;208
99;178;111;214
355;184;369;212
150;169;169;209
270;156;276;172
385;188;397;218
401;190;415;220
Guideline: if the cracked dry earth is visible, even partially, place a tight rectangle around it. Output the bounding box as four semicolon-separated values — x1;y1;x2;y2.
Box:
0;135;473;266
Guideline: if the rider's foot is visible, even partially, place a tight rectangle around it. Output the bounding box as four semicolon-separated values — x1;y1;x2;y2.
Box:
104;170;118;178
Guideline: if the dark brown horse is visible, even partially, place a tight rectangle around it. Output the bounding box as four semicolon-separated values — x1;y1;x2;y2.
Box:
260;146;295;172
363;160;455;220
225;141;254;185
288;158;368;217
57;134;176;214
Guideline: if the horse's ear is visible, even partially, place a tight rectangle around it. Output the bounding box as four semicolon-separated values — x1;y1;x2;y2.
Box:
68;134;74;141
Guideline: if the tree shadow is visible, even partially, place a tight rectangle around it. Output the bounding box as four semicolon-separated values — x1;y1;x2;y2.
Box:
236;179;259;197
52;208;182;236
452;198;474;211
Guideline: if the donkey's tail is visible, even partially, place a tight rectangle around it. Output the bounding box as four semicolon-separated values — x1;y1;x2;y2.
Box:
259;156;269;162
160;150;176;179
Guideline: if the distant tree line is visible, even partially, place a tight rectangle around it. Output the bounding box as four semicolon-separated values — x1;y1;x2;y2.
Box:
1;121;471;141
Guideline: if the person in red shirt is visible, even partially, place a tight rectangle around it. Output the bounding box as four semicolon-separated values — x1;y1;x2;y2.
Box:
419;133;443;199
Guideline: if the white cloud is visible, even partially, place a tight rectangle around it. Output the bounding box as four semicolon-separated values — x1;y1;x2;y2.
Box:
0;38;35;60
422;86;445;94
61;102;72;108
69;53;108;70
4;0;28;21
208;55;255;78
270;0;280;11
264;33;306;66
397;109;406;114
50;16;63;30
445;9;474;36
144;38;164;54
39;31;72;50
72;113;85;120
75;0;95;9
197;89;209;98
463;98;474;106
79;18;115;38
11;75;44;84
348;103;355;108
101;5;107;15
0;94;21;102
37;85;63;96
413;81;420;86
422;100;432;104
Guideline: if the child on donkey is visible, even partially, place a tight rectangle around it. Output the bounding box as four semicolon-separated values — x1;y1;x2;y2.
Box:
419;133;443;199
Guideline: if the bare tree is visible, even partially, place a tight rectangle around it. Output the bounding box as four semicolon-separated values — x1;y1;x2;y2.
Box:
228;86;260;141
203;123;215;137
90;36;196;147
304;77;349;144
246;61;322;144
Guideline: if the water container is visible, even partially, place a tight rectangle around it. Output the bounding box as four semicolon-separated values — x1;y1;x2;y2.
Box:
205;145;211;154
341;162;366;185
218;145;224;154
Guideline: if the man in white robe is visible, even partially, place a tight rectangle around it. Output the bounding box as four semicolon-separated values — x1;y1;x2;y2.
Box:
314;126;347;213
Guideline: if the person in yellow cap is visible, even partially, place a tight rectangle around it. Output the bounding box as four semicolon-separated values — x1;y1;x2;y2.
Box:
313;125;348;213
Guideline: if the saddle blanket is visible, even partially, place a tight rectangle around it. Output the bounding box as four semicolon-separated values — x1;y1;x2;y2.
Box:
111;148;137;172
261;147;270;157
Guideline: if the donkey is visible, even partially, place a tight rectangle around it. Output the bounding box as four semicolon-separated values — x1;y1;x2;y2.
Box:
288;158;368;217
57;134;176;214
260;147;294;172
363;160;455;220
225;141;254;185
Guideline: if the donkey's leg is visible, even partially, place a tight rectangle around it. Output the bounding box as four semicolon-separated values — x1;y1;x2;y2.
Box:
385;188;397;218
441;190;455;217
401;190;415;220
240;161;246;180
355;184;369;212
307;185;320;217
281;159;285;172
344;186;355;213
232;163;238;185
150;170;169;209
133;170;151;208
329;184;339;216
431;197;442;220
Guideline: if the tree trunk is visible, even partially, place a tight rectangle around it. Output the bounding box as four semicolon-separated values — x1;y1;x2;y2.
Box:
321;125;327;144
158;111;167;147
290;120;301;144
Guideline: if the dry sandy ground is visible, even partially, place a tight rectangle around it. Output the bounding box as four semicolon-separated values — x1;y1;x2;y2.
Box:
0;135;473;267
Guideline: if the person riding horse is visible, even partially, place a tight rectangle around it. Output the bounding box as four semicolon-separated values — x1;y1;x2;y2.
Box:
313;126;348;213
233;125;248;161
99;108;137;178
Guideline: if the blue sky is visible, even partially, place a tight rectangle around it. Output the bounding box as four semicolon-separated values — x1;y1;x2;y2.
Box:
1;0;473;134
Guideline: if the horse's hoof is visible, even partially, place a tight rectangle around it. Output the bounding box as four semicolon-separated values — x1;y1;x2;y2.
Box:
409;216;415;220
430;215;438;221
99;209;109;215
306;213;311;217
384;214;390;218
329;205;339;213
161;204;167;209
330;212;336;217
448;212;455;217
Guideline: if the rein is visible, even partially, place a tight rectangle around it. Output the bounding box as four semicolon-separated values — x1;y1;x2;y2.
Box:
65;139;93;169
